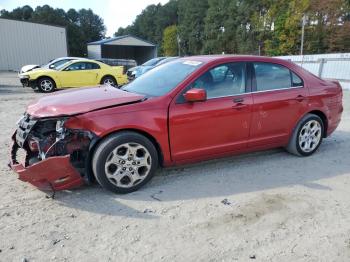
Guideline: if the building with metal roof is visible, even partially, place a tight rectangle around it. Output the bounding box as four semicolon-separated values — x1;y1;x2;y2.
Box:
0;18;68;71
87;35;157;65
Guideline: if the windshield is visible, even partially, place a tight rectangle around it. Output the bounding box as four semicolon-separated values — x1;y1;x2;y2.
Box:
142;57;164;66
122;60;202;96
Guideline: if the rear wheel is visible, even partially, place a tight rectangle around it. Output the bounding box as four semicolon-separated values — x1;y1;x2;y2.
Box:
92;132;158;194
38;77;56;92
286;114;324;156
101;76;118;87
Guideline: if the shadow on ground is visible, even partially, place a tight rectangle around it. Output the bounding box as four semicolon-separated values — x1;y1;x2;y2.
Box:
55;130;350;218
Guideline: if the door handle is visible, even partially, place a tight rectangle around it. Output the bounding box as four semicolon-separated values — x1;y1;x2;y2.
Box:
233;97;244;103
294;95;307;102
232;103;247;110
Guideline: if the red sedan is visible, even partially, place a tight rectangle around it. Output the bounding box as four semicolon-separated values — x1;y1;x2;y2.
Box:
10;56;343;193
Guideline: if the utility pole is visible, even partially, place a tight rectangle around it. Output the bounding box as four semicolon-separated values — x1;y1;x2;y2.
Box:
300;15;306;56
177;35;181;57
220;26;225;54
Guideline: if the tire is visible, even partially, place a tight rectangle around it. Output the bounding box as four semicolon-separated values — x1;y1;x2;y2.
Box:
37;77;56;93
92;131;159;194
286;114;324;156
101;76;118;87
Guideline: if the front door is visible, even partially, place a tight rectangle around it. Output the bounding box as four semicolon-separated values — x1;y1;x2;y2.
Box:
59;62;98;87
169;62;253;161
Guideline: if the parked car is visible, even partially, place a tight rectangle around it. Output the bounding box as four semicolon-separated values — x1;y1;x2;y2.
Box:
127;57;168;80
19;59;128;92
96;58;137;72
19;57;84;74
10;56;343;193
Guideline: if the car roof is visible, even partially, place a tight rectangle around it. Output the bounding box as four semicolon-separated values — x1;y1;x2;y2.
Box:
178;55;289;65
63;59;106;66
51;57;86;62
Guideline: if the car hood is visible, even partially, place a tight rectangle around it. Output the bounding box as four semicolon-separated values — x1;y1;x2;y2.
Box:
20;65;40;73
21;68;56;77
27;85;145;118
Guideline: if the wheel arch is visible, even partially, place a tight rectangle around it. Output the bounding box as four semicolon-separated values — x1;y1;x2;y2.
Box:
289;109;328;146
100;75;118;85
36;75;57;87
307;110;328;137
85;128;164;182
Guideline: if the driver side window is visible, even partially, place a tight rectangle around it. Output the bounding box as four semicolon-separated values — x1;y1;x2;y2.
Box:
192;62;246;99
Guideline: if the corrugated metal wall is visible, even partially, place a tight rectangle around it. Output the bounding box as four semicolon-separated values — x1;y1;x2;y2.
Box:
87;45;101;59
277;53;350;90
0;18;68;71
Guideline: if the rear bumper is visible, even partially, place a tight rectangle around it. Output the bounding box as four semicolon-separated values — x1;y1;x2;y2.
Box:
9;134;84;191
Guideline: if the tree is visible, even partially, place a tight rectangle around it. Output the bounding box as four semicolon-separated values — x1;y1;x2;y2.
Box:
178;0;209;55
162;25;178;56
0;5;33;20
114;0;350;56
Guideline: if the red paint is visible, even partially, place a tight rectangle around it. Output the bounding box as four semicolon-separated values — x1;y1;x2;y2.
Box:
10;153;83;191
27;85;145;118
183;88;207;102
10;56;343;191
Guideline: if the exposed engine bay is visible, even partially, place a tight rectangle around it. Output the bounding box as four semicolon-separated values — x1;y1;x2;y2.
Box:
10;113;96;191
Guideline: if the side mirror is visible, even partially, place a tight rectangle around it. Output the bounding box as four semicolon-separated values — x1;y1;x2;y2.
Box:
49;64;55;69
183;88;207;102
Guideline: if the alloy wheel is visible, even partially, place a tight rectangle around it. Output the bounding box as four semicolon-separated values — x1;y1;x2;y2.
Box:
40;79;53;91
298;120;322;153
103;78;115;86
104;143;152;188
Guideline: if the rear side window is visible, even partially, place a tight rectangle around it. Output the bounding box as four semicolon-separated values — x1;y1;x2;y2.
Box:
253;63;291;91
85;62;100;70
292;72;303;87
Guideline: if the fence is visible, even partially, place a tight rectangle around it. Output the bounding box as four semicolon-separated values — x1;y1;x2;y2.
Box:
277;53;350;90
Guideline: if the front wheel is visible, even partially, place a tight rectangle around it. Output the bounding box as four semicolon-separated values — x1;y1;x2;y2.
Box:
92;132;159;194
286;114;324;156
38;77;56;92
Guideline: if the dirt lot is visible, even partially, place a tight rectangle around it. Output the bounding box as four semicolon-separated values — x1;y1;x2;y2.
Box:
1;71;350;262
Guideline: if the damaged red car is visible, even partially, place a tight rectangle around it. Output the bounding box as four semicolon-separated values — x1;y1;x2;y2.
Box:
10;56;343;193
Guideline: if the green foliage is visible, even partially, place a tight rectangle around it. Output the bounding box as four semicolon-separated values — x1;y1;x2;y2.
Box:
115;0;350;56
162;25;178;56
114;0;178;55
177;0;209;55
2;0;349;57
0;5;106;56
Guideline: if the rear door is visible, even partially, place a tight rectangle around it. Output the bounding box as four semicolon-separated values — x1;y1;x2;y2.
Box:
249;62;309;147
169;62;253;161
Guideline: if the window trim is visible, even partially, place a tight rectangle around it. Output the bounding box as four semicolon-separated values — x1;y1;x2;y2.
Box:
251;61;304;93
250;85;304;94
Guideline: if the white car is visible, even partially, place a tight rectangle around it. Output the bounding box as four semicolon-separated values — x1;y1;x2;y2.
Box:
19;57;85;74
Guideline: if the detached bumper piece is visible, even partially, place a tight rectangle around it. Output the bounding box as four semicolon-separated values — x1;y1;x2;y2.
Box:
10;140;84;191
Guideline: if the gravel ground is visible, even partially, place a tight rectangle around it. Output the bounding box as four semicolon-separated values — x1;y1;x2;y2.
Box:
1;71;350;262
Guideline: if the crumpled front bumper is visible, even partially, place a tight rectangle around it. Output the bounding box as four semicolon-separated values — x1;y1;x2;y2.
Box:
9;133;84;191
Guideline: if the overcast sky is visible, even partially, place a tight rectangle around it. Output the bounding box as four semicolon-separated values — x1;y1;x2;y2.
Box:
0;0;169;36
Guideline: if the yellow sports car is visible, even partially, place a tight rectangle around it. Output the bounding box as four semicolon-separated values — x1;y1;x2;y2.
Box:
19;59;128;92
